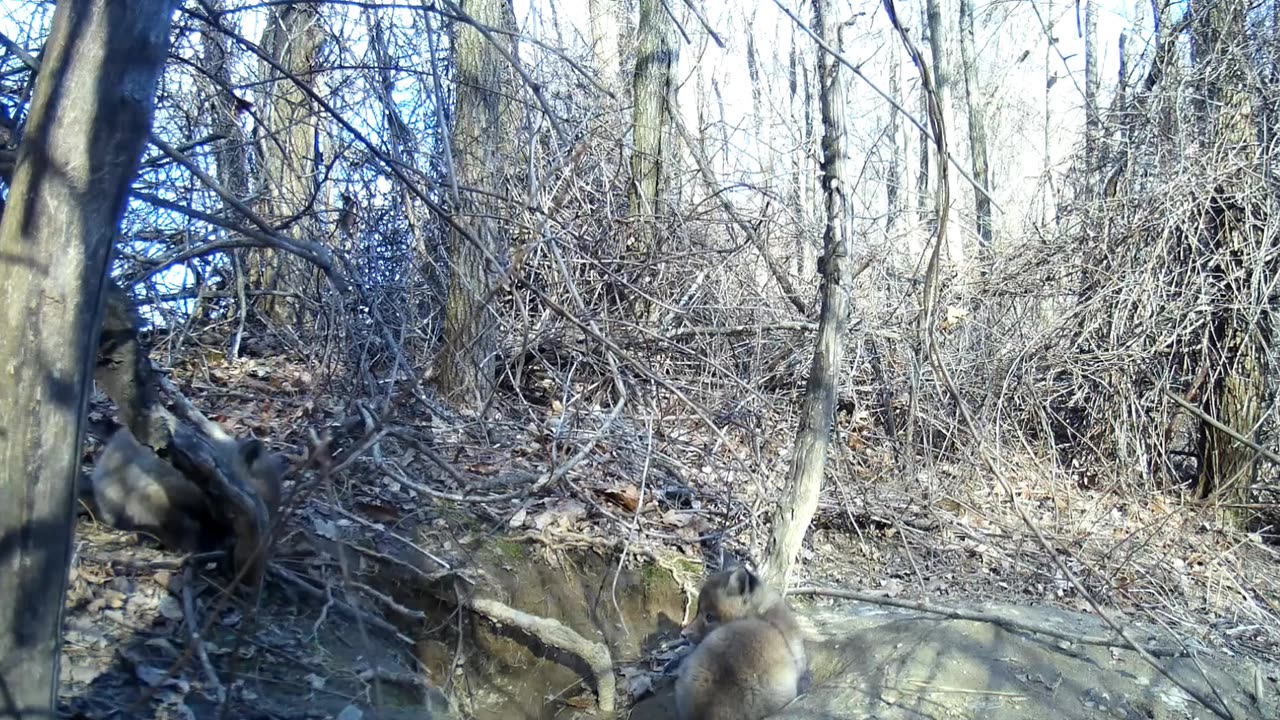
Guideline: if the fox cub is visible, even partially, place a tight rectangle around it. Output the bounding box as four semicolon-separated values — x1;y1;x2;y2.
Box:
86;428;286;557
675;563;807;720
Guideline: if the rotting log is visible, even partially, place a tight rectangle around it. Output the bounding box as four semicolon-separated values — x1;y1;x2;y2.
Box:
0;1;175;713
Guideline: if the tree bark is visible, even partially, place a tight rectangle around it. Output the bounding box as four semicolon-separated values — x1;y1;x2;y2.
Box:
887;40;906;234
957;0;992;256
588;0;622;91
761;0;853;589
916;2;932;225
252;3;326;326
0;1;174;711
1083;0;1100;191
437;0;517;406
199;1;252;354
629;0;678;270
925;0;962;267
1190;0;1268;526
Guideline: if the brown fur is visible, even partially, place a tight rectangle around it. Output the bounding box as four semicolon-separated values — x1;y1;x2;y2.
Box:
88;429;219;551
675;564;807;720
227;436;287;585
235;437;285;523
88;430;287;566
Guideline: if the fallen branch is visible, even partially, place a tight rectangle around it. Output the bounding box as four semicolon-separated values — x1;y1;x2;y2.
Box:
466;596;615;713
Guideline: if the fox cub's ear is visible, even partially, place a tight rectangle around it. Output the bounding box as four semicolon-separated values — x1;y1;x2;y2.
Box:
725;565;761;597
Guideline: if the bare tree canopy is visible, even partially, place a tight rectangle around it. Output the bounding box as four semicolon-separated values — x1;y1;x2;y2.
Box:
0;0;1274;717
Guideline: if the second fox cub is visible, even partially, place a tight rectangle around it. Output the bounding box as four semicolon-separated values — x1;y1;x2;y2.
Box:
676;563;807;720
87;428;286;558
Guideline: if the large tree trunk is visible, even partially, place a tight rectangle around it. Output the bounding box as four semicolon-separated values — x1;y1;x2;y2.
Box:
957;0;992;257
0;1;173;710
588;0;622;91
200;1;252;354
628;0;678;294
202;2;249;215
761;0;853;588
437;0;517;405
252;3;326;326
1190;0;1268;526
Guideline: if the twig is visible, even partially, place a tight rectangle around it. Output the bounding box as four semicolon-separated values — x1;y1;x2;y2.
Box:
269;566;412;645
182;566;226;703
1162;385;1280;467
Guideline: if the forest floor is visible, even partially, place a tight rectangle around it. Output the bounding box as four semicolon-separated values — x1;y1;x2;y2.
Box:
56;349;1280;719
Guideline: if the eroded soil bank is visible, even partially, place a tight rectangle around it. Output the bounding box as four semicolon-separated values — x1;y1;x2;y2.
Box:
633;598;1274;720
381;542;1274;719
61;528;1277;719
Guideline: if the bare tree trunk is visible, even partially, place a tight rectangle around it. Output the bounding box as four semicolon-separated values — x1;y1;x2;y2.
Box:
761;0;853;589
0;1;172;710
588;0;622;91
1041;0;1055;226
202;3;249;218
438;0;517;405
1083;0;1100;191
925;0;962;267
629;0;678;263
200;1;252;355
1190;0;1269;527
789;24;806;272
957;0;992;257
747;14;765;145
253;3;325;326
800;41;816;276
887;41;906;234
917;2;932;225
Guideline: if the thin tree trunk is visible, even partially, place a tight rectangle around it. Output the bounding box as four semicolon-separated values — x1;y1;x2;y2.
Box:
957;0;992;256
627;0;678;319
800;45;816;275
761;0;853;589
0;1;172;710
917;2;932;225
438;0;517;405
789;24;806;273
925;0;962;267
887;41;905;233
1041;0;1054;225
1083;0;1100;191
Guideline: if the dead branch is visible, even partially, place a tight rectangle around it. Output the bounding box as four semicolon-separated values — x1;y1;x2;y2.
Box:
467;596;616;713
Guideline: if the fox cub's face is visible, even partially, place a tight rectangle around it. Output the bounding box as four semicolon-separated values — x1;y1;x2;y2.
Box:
681;565;769;642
